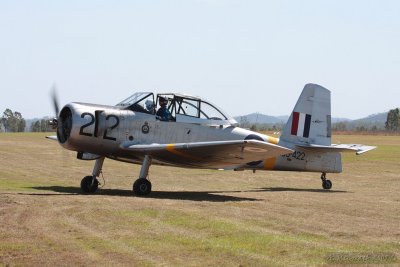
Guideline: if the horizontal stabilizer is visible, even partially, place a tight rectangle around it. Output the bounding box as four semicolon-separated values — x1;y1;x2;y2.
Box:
296;144;376;155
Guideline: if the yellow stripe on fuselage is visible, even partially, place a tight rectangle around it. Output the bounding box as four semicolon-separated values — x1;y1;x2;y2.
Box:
165;144;203;161
264;136;279;169
264;157;276;170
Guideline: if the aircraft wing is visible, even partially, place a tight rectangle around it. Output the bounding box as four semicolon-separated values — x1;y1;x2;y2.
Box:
296;144;376;155
121;140;293;168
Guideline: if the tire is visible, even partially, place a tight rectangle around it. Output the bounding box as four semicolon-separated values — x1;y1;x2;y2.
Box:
322;179;332;190
133;178;152;196
81;176;99;193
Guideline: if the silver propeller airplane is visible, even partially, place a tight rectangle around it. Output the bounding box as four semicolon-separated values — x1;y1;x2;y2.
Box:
47;83;375;195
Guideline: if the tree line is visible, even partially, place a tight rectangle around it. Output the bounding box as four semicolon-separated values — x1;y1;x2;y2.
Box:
1;109;53;132
30;119;55;132
239;108;400;133
333;108;400;132
1;109;26;132
1;107;400;133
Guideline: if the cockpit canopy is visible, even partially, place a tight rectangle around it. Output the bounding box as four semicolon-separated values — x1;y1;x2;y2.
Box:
116;92;237;125
116;92;155;115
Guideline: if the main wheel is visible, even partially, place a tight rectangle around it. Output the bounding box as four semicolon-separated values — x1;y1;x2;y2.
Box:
133;178;152;196
81;176;99;193
322;179;332;190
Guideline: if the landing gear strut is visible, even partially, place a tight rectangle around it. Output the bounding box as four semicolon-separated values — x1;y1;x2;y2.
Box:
133;155;152;196
80;157;104;193
321;172;332;190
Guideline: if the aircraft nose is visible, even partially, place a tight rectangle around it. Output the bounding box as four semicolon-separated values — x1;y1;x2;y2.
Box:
57;106;73;144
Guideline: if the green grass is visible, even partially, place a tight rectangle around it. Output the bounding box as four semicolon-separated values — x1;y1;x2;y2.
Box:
0;133;399;266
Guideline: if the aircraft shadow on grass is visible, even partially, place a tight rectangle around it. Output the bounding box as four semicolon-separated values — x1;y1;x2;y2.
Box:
26;185;348;202
28;186;259;202
254;187;349;193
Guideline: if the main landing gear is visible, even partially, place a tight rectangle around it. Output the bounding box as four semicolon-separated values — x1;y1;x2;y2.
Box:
133;155;152;196
321;172;332;190
79;155;153;196
80;157;104;193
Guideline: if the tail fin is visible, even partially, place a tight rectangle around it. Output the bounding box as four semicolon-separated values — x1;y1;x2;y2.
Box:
280;83;332;146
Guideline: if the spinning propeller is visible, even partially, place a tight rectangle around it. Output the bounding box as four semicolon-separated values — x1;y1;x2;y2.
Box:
48;85;73;143
49;85;59;129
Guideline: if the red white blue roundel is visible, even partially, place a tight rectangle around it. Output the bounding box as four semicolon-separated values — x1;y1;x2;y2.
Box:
291;112;311;138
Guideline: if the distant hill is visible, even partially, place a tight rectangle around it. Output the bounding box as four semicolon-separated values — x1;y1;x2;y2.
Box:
235;111;390;130
344;112;388;130
235;113;352;125
331;117;351;123
352;112;388;124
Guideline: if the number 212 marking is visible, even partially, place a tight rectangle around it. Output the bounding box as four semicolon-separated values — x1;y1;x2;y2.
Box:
79;110;120;141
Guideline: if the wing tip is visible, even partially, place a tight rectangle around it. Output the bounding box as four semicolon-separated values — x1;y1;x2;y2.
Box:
46;135;58;141
356;146;377;155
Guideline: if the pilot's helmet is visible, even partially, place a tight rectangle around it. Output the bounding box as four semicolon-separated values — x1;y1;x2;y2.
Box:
145;100;154;110
159;97;168;105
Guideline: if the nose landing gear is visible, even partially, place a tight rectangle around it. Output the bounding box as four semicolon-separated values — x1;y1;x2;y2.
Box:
81;175;99;193
80;157;104;193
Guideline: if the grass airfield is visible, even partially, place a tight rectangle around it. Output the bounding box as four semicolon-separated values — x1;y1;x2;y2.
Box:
0;133;399;266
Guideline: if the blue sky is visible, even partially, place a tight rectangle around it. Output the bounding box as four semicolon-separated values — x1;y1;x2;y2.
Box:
1;0;399;119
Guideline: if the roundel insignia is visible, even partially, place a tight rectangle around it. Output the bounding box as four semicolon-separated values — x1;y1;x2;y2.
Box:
142;122;150;134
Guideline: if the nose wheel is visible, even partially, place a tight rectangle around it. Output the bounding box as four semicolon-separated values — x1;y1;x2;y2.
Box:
80;157;104;194
321;172;332;190
81;175;99;193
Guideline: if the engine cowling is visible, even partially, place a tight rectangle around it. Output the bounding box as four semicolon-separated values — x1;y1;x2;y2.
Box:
55;103;124;155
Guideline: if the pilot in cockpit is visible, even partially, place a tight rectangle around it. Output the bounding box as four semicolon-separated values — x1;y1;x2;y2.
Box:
145;100;155;114
156;97;172;121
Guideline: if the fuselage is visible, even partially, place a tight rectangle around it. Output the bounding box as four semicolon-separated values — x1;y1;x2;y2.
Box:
56;102;342;173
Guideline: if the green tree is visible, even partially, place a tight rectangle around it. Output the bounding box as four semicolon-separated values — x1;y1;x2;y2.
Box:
333;121;348;131
14;112;26;132
31;121;41;132
30;118;53;132
2;109;13;131
385;108;400;131
250;124;258;131
40;119;51;132
1;109;26;132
